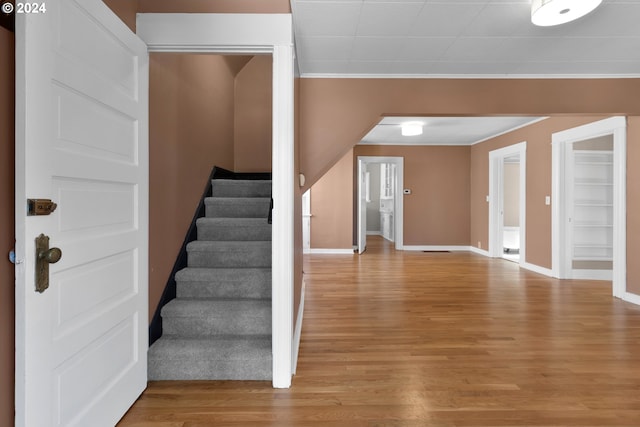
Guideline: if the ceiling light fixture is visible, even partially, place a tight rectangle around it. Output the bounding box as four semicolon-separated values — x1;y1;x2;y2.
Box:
401;122;423;137
531;0;602;27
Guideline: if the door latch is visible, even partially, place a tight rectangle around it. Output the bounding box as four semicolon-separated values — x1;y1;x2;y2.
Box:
35;234;62;293
27;199;57;216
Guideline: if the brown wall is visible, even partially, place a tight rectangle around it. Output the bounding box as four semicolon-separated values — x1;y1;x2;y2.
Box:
310;150;354;249
234;56;272;172
149;53;237;319
354;145;471;246
470;116;608;269
138;0;291;13
627;117;640;295
298;78;640;192
0;26;14;427
102;0;139;32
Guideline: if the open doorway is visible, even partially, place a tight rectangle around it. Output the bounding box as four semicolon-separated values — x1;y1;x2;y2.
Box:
357;156;404;253
489;142;527;264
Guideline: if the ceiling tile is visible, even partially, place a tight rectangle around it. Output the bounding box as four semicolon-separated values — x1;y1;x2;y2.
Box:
409;3;485;37
292;1;362;37
296;37;354;62
395;37;457;61
356;2;425;37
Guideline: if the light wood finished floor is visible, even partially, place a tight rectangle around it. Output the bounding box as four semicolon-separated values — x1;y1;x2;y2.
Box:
119;237;640;427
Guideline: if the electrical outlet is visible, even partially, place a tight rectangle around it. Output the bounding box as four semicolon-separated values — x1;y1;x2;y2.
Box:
478;241;482;249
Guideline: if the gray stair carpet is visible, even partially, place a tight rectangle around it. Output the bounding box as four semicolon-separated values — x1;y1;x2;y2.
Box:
148;179;272;381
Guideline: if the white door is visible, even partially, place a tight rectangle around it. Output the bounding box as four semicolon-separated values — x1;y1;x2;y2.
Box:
357;159;367;254
15;1;149;426
302;189;311;251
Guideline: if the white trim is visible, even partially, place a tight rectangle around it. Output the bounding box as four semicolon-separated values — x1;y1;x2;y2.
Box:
469;246;491;257
551;117;626;299
472;118;547;145
622;292;640;306
570;270;614;281
271;44;295;389
367;231;382;236
357;157;404;251
291;280;305;375
521;262;554;278
300;73;640;80
488;142;527;266
403;245;472;252
137;14;292;51
137;13;295;389
305;248;354;255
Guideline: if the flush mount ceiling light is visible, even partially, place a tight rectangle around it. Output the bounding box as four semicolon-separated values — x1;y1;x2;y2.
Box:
401;122;423;136
531;0;602;26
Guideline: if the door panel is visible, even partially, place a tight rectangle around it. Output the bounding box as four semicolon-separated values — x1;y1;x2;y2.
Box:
15;1;149;426
357;159;367;254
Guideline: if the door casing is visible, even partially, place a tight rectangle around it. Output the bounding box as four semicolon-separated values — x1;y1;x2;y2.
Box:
488;142;527;262
551;116;626;299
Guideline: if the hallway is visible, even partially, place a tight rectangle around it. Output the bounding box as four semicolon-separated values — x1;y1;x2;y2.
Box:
120;236;640;426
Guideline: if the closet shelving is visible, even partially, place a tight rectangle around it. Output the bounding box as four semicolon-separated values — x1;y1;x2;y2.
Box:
571;150;614;262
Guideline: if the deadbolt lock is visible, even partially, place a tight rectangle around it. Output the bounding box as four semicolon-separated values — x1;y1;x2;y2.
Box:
35;234;62;293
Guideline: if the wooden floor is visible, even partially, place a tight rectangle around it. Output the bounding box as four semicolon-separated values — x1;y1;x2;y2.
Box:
119;237;640;427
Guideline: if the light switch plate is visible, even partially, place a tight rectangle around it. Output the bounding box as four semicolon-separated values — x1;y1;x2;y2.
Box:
545;196;551;205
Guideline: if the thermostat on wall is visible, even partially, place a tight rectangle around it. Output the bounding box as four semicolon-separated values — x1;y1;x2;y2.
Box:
403;189;411;195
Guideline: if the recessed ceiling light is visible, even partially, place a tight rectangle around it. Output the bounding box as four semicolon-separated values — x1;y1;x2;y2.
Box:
401;122;423;137
531;0;602;27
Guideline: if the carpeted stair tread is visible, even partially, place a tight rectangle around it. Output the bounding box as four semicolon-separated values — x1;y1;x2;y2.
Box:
161;298;271;336
205;197;271;218
175;267;271;299
211;179;272;198
196;217;271;241
148;336;272;380
186;241;271;268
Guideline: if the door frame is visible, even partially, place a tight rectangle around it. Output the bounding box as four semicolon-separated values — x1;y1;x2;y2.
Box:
551;116;626;299
488;142;527;263
356;156;404;250
137;13;295;388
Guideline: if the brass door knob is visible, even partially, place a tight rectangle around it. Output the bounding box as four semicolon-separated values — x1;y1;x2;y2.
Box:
38;247;62;264
35;234;62;293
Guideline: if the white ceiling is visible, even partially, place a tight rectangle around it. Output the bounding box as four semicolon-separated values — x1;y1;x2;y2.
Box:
360;116;546;145
291;0;640;77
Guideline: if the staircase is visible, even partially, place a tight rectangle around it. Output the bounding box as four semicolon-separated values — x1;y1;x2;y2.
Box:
148;179;272;380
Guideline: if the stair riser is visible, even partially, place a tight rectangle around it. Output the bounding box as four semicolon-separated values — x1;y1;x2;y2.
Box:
211;180;272;198
177;280;271;299
187;248;271;268
205;199;270;218
148;359;272;381
163;314;271;336
197;225;271;241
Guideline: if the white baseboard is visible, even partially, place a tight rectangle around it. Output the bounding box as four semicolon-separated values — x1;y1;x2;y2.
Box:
367;231;382;236
622;291;640;306
520;262;553;277
292;279;305;375
469;246;490;257
305;248;354;254
569;269;613;281
403;245;472;252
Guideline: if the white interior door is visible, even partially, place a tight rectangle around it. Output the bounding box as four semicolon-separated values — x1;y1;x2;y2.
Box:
302;189;311;251
15;1;149;426
357;159;367;254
